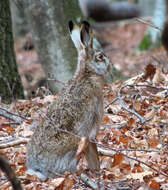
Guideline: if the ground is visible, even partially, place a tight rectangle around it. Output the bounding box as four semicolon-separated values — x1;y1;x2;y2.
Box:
0;19;168;189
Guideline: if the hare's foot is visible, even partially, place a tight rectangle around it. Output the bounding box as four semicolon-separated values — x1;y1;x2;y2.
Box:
26;168;47;181
85;142;100;170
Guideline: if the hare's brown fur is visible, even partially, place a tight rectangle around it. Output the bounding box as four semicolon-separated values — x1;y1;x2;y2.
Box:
27;72;103;177
26;21;110;179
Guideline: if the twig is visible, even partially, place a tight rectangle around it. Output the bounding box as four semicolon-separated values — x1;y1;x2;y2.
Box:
98;147;168;178
0;107;29;121
0;108;21;124
0;107;29;124
136;18;162;31
0;138;29;149
117;85;146;124
113;148;159;153
104;97;118;109
134;84;168;91
80;173;98;190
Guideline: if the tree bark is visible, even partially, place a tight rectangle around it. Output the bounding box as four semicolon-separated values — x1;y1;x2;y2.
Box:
162;0;168;52
138;0;166;50
0;0;24;103
10;0;29;38
23;0;83;92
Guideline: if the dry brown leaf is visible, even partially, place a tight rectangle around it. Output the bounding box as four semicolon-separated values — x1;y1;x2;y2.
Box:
120;163;131;174
103;116;110;124
134;101;141;112
127;171;153;182
127;117;135;127
51;177;65;189
111;153;124;167
118;136;129;146
62;177;75;190
152;65;165;84
148;179;160;189
143;64;156;80
132;163;143;173
147;136;158;148
145;109;156;119
101;157;113;169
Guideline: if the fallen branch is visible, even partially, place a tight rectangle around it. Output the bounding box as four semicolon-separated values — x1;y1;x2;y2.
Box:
136;18;162;31
117;84;146;124
0;138;29;149
113;148;159;153
98;146;168;178
0;107;29;125
80;173;98;190
0;108;21;124
134;84;168;91
104;97;118;109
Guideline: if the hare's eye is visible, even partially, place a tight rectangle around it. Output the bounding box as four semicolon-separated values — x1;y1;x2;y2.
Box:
96;53;104;61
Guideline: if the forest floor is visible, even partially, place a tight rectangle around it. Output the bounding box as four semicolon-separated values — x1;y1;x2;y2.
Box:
0;19;168;189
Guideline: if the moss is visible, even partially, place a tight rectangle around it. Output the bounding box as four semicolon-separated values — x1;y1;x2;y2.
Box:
138;34;153;51
138;32;162;51
63;0;84;22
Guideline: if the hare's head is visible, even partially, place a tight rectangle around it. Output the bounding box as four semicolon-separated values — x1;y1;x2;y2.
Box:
69;20;110;76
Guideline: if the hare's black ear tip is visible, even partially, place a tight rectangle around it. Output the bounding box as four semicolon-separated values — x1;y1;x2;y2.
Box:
82;20;90;27
68;20;73;32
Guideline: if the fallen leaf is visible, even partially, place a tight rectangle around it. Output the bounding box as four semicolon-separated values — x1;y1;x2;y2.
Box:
143;64;156;80
111;153;124;167
132;163;143;173
103;116;110;124
63;176;75;190
149;179;160;189
51;177;65;189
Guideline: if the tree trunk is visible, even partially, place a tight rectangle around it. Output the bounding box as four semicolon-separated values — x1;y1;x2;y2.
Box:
22;0;84;92
138;0;166;50
0;0;24;103
162;0;168;52
10;0;29;38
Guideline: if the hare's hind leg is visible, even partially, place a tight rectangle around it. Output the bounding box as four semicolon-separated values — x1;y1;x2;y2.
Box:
27;150;80;179
85;142;100;170
26;156;48;180
26;168;47;180
49;150;79;175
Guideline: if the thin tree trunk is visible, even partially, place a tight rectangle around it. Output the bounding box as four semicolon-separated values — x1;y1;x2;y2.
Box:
23;0;83;92
139;0;166;50
0;0;24;103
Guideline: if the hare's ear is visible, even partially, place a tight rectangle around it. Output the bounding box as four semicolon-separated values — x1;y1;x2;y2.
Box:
80;21;93;49
68;20;83;51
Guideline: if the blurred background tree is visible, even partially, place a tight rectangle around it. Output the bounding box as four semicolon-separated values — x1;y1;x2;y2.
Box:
11;0;141;93
138;0;166;50
0;0;24;103
21;0;84;92
9;0;168;96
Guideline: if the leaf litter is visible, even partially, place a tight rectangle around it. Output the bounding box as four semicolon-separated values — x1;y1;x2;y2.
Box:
0;20;168;189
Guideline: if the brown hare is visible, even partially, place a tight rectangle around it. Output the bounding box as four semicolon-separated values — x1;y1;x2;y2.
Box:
26;21;110;180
